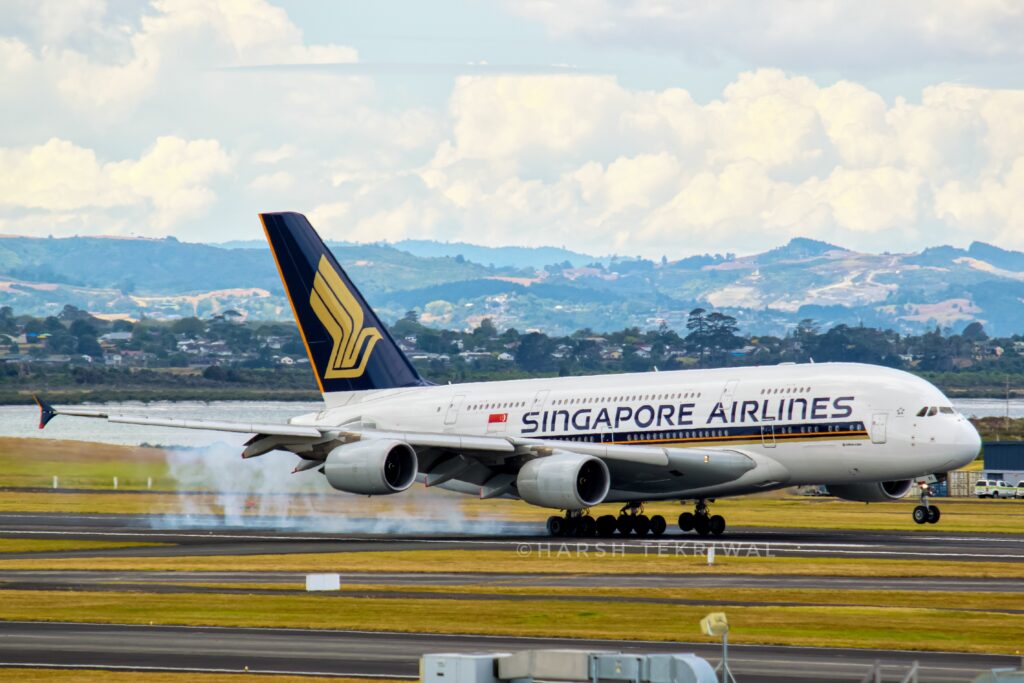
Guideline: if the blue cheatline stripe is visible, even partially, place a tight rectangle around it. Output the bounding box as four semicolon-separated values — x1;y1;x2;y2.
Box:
531;420;869;447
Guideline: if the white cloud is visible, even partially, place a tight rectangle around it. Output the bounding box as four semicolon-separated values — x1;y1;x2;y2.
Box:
0;136;231;232
251;145;297;164
404;70;1024;255
248;171;294;193
2;2;1023;257
508;0;1024;70
0;0;359;114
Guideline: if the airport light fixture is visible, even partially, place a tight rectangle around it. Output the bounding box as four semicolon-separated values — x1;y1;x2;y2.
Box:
700;612;737;683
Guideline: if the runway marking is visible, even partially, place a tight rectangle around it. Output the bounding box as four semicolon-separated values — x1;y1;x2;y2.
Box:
0;662;416;678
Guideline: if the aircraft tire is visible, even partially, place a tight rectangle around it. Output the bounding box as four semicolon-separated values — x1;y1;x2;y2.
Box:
650;515;667;536
708;514;726;536
633;514;651;536
597;515;617;537
694;515;711;536
678;512;695;532
926;506;941;524
580;515;596;536
616;514;634;536
546;515;566;536
912;505;928;524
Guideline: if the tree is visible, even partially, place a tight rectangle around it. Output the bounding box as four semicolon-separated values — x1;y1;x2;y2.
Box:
962;322;988;343
515;332;552;372
473;318;497;341
170;317;205;338
685;308;709;364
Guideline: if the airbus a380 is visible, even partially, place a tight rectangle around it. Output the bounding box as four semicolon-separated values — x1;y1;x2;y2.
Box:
36;213;982;537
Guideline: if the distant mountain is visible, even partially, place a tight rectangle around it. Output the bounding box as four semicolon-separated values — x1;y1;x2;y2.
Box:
2;234;1024;336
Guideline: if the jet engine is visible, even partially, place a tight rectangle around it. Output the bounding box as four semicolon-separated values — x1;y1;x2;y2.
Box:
516;452;610;510
827;479;913;502
323;440;418;495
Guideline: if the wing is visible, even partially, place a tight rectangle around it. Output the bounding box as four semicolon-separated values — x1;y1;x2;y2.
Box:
34;396;758;496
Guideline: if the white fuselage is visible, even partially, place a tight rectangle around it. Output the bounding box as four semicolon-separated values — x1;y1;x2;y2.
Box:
291;362;981;502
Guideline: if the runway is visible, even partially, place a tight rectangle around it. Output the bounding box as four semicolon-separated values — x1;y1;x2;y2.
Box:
0;621;1017;683
2;511;1024;562
0;511;1022;681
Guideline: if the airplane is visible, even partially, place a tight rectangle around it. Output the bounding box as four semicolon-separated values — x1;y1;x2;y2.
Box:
35;212;982;537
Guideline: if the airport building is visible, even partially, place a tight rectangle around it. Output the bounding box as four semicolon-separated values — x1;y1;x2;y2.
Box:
982;441;1024;485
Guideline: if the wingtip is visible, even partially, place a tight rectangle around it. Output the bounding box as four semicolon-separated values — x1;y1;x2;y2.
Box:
33;394;57;430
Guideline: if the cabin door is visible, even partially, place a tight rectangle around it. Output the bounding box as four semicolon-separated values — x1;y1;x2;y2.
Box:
870;412;888;444
444;393;466;425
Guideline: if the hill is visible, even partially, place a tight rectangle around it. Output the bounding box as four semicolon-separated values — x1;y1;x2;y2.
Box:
2;234;1024;336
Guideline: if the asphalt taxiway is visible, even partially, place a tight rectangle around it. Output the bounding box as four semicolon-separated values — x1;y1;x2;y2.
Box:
1;510;1023;562
0;621;1018;683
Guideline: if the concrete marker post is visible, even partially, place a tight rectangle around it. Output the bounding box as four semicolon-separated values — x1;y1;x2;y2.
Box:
52;475;58;490
113;476;118;490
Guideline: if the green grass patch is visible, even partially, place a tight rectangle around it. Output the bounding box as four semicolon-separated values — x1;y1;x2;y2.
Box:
0;589;1019;655
0;438;171;490
176;580;1024;612
1;549;1023;579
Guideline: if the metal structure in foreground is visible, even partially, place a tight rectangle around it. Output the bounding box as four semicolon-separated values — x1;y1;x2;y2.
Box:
421;649;716;683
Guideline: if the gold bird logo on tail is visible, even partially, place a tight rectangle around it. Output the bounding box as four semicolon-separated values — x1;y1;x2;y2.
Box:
309;255;382;379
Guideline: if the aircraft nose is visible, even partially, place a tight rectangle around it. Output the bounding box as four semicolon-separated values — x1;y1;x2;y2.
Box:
952;419;982;469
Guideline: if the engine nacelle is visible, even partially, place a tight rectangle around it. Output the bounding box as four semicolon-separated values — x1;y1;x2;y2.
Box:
828;479;913;502
516;452;610;510
324;440;418;495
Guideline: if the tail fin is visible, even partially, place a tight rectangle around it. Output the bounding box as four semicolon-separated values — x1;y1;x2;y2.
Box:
260;212;426;394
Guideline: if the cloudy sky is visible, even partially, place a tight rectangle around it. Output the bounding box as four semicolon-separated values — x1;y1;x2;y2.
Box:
2;0;1023;258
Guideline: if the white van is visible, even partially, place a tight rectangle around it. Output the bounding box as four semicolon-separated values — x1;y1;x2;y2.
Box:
975;479;1014;498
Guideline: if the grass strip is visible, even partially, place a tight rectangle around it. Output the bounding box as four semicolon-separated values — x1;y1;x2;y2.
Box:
0;549;1022;578
173;582;1024;613
0;589;1020;655
0;539;165;554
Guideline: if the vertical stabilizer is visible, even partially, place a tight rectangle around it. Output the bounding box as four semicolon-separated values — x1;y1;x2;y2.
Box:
260;212;426;395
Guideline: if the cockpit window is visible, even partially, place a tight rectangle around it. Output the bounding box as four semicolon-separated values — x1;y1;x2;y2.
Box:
939;406;955;414
916;407;928;417
927;406;938;416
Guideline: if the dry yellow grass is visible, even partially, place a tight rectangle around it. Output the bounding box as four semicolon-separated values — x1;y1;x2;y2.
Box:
174;581;1024;612
1;548;1023;579
0;437;170;490
0;539;164;554
0;589;1020;655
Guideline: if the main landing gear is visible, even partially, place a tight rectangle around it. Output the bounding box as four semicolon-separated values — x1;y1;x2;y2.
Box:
545;503;667;537
678;499;726;537
912;482;941;525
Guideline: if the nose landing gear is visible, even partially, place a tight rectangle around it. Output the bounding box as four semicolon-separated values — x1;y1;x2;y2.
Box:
679;499;726;536
912;482;940;525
